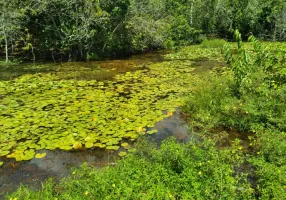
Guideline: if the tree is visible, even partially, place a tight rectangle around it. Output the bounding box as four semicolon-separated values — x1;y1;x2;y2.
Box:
0;1;22;63
125;0;169;51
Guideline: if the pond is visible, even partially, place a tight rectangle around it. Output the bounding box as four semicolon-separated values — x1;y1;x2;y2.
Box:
0;46;226;197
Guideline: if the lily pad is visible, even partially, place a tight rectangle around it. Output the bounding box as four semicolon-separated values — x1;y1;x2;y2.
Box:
147;129;158;134
35;153;47;159
121;142;129;147
73;142;82;150
106;146;120;151
0;151;10;157
85;142;93;149
118;151;127;157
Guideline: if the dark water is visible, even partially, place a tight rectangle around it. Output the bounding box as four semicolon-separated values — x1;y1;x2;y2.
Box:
147;110;190;144
0;51;167;81
0;148;119;196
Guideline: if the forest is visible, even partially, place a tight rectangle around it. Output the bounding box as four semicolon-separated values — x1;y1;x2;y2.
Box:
1;0;286;62
0;0;286;200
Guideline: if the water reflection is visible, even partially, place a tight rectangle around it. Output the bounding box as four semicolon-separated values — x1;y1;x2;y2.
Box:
0;51;167;81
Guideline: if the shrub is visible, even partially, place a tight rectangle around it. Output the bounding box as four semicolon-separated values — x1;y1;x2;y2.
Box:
249;129;286;199
182;70;241;130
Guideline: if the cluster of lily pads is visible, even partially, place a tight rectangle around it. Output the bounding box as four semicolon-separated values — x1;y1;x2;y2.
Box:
0;57;202;163
165;45;224;61
0;45;227;164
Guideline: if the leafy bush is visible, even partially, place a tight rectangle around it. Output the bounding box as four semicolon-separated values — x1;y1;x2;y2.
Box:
186;31;286;132
249;129;286;199
223;30;286;131
182;70;238;130
184;30;286;199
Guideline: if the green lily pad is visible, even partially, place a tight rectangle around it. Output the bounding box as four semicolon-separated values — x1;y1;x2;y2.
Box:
118;151;127;157
35;153;47;159
85;142;93;149
106;146;120;151
121;143;129;147
128;148;137;153
147;129;158;134
0;151;10;157
73;142;82;150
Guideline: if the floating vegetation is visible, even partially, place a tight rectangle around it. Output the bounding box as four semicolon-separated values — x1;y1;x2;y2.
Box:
118;151;127;157
0;47;225;163
35;153;46;159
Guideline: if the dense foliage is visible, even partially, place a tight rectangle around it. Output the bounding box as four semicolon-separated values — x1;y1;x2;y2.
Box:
183;32;286;198
1;0;286;62
185;31;286;132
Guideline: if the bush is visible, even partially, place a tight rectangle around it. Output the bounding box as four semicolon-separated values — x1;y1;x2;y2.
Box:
249;129;286;199
182;70;240;130
184;30;286;199
186;31;286;132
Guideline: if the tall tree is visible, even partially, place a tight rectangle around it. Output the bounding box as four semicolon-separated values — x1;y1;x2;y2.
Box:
0;1;22;63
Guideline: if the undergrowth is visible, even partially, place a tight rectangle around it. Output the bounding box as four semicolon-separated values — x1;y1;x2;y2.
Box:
183;30;286;199
7;138;254;200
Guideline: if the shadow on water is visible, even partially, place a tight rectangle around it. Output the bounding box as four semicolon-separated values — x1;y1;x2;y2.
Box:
0;51;168;81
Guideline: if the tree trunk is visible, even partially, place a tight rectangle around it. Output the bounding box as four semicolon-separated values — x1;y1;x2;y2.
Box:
190;1;194;26
32;46;36;65
5;34;8;63
273;22;277;41
2;23;8;63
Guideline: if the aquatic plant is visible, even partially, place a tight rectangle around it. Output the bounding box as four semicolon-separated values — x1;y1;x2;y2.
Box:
0;57;201;162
